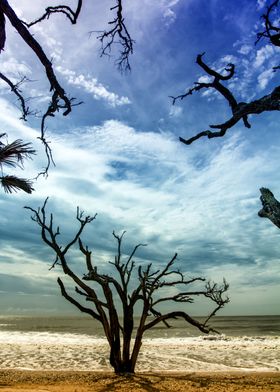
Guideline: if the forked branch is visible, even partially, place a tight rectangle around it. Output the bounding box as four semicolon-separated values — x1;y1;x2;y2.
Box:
173;2;280;145
172;53;280;145
96;0;134;72
256;0;280;47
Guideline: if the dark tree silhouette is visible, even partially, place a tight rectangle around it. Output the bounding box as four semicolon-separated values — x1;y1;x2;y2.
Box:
25;199;229;374
171;1;280;145
256;0;280;49
95;0;134;72
0;133;35;193
0;0;133;176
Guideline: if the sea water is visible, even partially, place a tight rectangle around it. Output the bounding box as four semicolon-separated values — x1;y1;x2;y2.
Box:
0;315;279;372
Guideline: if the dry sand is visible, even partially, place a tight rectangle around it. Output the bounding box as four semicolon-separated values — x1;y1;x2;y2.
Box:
0;370;279;392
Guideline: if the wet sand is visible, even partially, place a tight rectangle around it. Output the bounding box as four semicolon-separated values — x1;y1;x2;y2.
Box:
0;370;279;391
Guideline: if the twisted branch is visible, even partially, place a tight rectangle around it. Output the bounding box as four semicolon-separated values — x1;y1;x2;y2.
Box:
23;1;82;27
256;0;280;47
172;53;280;145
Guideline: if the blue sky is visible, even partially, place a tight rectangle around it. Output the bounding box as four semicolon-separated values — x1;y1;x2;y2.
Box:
0;0;279;316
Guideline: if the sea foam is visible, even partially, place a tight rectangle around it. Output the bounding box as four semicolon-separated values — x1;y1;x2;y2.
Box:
0;331;279;372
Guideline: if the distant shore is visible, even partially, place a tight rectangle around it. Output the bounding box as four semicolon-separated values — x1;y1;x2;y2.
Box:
0;370;279;392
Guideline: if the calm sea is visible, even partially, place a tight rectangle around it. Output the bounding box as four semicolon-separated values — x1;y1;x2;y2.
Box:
0;315;279;372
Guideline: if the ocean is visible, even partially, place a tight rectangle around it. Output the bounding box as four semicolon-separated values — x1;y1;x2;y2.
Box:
0;315;279;372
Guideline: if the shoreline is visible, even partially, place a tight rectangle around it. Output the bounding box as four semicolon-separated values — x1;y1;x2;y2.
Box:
0;370;279;392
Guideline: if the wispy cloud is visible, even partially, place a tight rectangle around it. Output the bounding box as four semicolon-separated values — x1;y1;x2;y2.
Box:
257;68;274;89
1;100;280;315
0;1;280;316
56;66;131;107
162;1;181;25
0;59;31;77
256;0;267;10
253;44;275;69
169;105;183;117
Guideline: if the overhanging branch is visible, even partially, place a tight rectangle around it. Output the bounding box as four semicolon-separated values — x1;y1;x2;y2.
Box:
23;1;83;27
95;0;134;72
174;51;280;145
256;0;280;47
143;311;217;334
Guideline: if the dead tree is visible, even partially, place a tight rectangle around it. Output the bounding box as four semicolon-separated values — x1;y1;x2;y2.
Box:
0;1;133;176
171;1;280;145
25;199;229;374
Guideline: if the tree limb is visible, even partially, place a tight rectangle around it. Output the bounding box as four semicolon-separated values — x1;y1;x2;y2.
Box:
0;73;31;120
0;6;5;52
23;1;83;27
174;52;280;145
174;2;280;145
58;277;102;320
0;1;81;176
0;1;72;115
95;0;134;72
256;0;280;47
143;311;217;334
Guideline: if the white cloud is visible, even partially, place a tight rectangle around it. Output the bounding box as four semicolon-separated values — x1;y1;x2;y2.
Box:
238;44;252;55
169;105;183;117
163;8;176;25
257;0;267;10
162;1;181;26
0;59;31;76
257;68;274;90
254;45;275;69
219;55;238;64
197;75;212;84
28;120;279;251
56;66;131;107
124;0;185;35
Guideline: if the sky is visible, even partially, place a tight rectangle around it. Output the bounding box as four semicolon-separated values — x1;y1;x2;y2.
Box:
0;0;279;317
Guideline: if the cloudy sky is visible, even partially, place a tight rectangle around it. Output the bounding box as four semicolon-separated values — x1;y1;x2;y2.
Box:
0;0;279;317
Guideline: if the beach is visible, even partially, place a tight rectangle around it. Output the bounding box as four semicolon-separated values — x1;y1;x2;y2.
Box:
0;370;280;391
1;315;279;373
0;316;279;390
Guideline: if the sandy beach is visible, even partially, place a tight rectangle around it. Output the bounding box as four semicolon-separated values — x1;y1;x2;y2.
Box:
1;316;279;390
0;370;279;392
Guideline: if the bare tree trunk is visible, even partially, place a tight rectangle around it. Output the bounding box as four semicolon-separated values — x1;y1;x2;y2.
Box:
258;188;280;229
129;310;148;373
122;311;133;367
